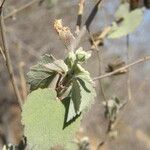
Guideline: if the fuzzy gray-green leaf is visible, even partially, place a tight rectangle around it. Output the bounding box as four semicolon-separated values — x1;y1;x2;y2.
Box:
66;73;96;122
115;2;130;19
44;59;68;74
27;54;68;91
22;88;81;150
108;8;143;38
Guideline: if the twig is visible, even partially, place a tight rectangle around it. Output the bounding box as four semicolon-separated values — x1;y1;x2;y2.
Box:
19;62;27;101
126;35;132;101
70;0;102;51
97;48;107;101
89;32;107;101
76;0;85;34
4;0;39;20
89;32;108;150
0;1;23;109
54;0;102;51
93;55;150;80
16;43;27;101
0;0;6;8
85;0;102;29
0;46;6;60
91;26;111;49
89;36;110;150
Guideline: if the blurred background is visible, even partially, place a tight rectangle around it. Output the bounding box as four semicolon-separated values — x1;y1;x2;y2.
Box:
0;0;150;149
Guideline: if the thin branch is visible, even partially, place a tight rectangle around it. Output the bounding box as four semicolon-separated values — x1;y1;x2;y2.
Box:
0;3;23;109
85;0;102;29
89;32;107;101
17;43;27;101
0;46;6;60
97;48;107;101
76;0;85;34
93;55;150;80
126;35;132;101
19;62;27;101
4;0;39;20
89;38;110;149
0;0;6;8
91;26;111;49
70;0;102;51
0;1;6;61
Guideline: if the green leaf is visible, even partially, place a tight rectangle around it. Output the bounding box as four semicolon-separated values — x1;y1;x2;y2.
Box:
62;48;95;122
108;8;143;38
74;64;90;76
65;48;91;68
27;54;56;91
44;59;68;74
21;88;81;150
65;73;96;122
71;80;82;113
115;2;130;19
64;97;77;123
65;51;76;68
27;70;56;91
39;54;56;64
76;74;96;112
27;54;68;91
75;47;91;63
